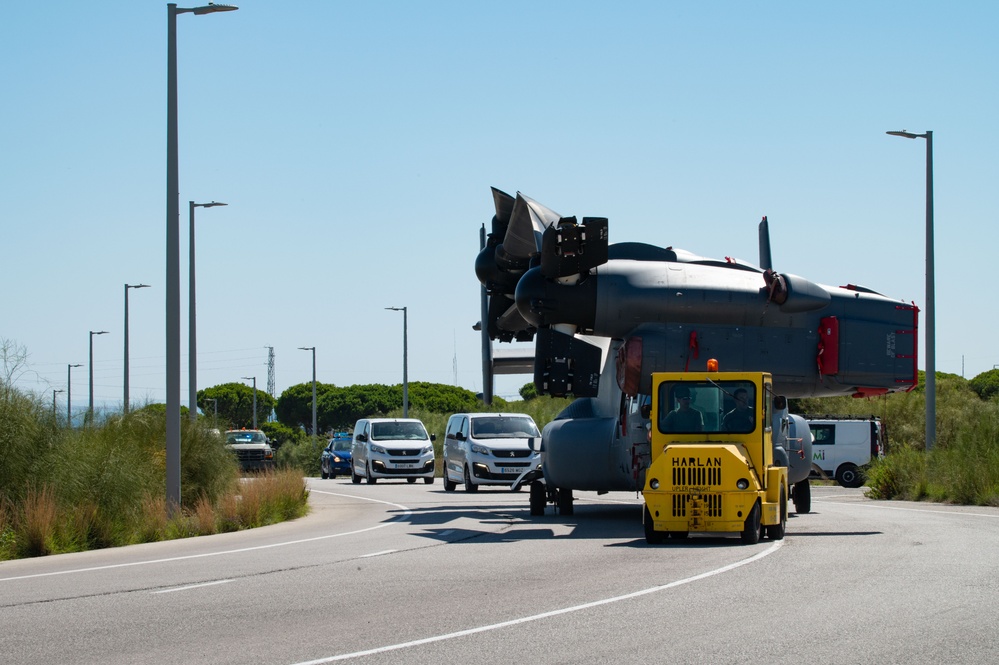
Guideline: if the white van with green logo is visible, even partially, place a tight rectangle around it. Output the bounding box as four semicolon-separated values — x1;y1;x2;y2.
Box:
805;416;885;488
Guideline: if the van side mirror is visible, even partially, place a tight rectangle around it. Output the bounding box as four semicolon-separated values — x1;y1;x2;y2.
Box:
528;436;540;452
455;432;466;442
430;433;437;442
356;433;368;443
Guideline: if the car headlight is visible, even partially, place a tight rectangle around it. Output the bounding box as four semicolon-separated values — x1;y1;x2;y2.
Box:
470;444;491;455
422;445;433;455
333;456;341;463
370;444;387;454
737;478;750;490
649;478;660;490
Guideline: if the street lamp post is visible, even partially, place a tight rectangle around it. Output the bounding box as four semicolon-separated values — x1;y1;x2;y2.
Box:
887;129;935;450
166;2;238;515
67;363;82;427
385;307;408;417
205;397;218;430
88;330;109;425
241;376;258;429
299;346;317;437
124;283;150;414
189;200;227;422
53;389;64;420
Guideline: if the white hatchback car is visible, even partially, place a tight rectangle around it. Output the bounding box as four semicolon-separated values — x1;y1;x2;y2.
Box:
350;418;436;484
441;413;541;491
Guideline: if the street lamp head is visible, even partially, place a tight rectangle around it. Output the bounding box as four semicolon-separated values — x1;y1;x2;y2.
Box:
193;201;228;208
70;363;83;368
189;4;239;15
298;346;315;351
90;330;109;336
385;306;405;312
887;129;928;140
126;283;151;290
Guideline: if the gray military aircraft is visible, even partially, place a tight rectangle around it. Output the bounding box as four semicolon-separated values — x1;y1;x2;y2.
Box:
474;187;918;515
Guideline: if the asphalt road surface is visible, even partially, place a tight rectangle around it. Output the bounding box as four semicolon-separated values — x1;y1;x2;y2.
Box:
2;481;997;664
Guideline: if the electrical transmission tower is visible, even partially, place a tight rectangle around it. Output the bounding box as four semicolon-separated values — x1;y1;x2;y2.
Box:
266;346;276;397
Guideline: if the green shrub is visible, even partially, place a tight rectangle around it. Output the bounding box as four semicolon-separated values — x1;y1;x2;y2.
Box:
0;377;306;561
275;436;326;476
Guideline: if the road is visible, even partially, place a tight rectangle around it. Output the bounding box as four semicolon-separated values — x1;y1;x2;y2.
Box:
2;481;997;664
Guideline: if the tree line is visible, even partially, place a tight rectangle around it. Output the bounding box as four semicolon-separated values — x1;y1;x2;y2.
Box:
196;380;499;437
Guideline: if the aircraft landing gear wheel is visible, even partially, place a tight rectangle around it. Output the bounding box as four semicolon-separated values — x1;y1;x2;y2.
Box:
557;487;574;516
366;463;377;484
463;466;478;492
792;479;811;514
529;481;546;516
766;487;787;540
837;463;864;488
443;469;456;492
741;501;761;545
644;506;665;544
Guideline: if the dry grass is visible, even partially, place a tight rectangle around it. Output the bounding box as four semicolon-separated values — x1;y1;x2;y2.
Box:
138;495;168;543
193;495;218;535
22;485;58;557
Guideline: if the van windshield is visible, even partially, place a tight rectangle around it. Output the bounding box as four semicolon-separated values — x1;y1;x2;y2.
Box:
371;421;429;441
471;416;541;439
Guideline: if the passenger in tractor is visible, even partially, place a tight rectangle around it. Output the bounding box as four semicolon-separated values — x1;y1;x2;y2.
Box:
722;388;755;433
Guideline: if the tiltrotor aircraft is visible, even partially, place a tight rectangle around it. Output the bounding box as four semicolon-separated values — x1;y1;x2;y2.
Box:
474;187;918;515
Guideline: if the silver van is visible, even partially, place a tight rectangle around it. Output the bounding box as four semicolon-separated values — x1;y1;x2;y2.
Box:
442;413;541;491
350;418;436;484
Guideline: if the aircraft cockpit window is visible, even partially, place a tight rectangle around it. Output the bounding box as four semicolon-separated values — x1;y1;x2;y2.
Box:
659;381;757;435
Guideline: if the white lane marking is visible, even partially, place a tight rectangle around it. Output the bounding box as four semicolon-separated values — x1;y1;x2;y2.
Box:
290;541;783;664
0;491;411;583
359;550;396;558
151;579;234;594
816;500;999;518
576;495;642;506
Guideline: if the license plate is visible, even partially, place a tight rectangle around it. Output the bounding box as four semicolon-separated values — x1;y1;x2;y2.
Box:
394;463;418;469
500;467;521;474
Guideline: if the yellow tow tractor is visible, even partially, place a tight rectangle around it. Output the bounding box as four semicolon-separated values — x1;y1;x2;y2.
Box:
643;361;787;544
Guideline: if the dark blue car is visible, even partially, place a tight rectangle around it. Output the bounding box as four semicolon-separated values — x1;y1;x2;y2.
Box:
320;434;353;479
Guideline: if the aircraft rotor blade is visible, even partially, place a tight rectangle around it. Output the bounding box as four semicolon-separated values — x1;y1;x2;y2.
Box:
492;187;515;224
502;193;561;262
758;215;773;271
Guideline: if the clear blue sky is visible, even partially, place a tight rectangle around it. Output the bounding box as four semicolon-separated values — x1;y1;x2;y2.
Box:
3;1;997;416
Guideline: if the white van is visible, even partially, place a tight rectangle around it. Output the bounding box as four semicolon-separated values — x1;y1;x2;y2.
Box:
805;415;885;488
441;413;541;491
350;418;436;484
